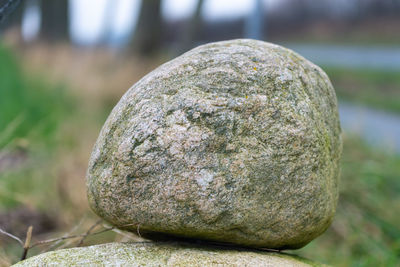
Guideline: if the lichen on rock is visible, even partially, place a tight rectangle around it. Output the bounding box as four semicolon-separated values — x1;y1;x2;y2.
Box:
14;242;325;267
86;39;342;249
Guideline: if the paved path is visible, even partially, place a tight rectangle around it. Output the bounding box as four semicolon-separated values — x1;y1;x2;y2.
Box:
339;102;400;154
287;44;400;70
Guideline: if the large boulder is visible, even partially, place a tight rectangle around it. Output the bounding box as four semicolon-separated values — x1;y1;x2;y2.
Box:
14;242;323;266
87;39;342;249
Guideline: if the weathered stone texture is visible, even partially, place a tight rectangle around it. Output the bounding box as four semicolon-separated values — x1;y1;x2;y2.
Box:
14;242;323;267
87;39;341;249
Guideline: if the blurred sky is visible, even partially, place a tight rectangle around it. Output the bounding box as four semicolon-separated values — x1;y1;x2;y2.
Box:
22;0;279;45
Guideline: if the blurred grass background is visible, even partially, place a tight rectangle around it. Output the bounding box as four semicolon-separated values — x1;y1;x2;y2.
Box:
325;67;400;114
0;41;159;265
1;0;400;266
0;44;70;149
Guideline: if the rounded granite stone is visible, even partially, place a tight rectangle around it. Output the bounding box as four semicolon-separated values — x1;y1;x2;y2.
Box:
87;39;342;249
14;242;324;266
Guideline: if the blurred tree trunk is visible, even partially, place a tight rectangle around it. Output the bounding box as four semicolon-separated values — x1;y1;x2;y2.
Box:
100;0;119;44
0;0;23;32
179;0;204;53
132;0;162;55
244;0;265;40
39;0;69;41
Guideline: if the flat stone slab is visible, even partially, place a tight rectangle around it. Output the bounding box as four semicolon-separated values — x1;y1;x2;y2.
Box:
14;242;324;266
87;39;342;249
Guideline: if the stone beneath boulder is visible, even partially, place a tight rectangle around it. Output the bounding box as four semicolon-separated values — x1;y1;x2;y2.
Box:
14;242;324;266
87;39;342;249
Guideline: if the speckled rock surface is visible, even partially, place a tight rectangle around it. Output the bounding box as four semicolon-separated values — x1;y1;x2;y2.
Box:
87;39;341;249
14;242;323;267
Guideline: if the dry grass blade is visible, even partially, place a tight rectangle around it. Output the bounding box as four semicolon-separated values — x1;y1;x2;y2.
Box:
29;223;116;249
1;216;142;263
111;228;142;242
77;219;102;247
30;234;85;249
0;227;23;246
21;226;33;261
43;216;86;253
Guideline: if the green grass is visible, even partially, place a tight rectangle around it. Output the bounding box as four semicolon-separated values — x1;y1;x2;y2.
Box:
0;44;71;149
324;67;400;113
0;44;71;211
0;44;77;264
298;135;400;266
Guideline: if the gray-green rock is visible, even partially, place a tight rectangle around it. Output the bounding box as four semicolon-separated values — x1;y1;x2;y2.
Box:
87;39;341;249
14;242;324;266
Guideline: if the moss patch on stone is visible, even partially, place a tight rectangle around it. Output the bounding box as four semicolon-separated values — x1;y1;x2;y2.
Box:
14;242;327;267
